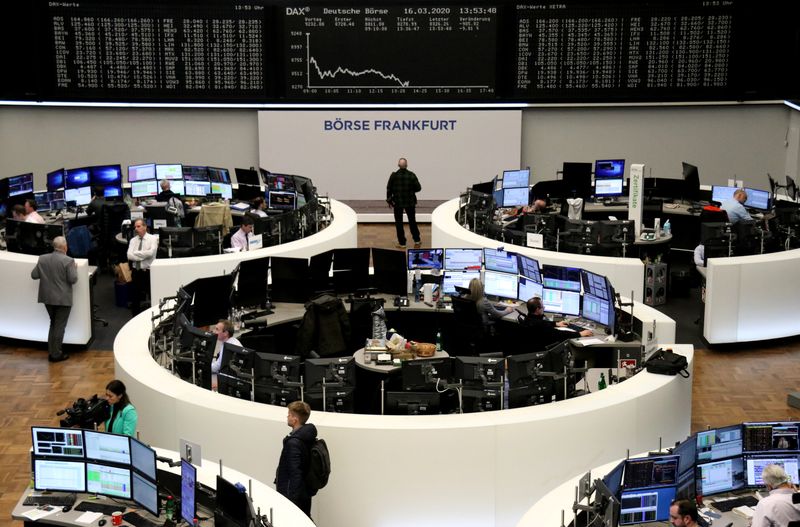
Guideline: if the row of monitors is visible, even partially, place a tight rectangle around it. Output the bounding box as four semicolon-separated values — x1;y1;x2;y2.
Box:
710;185;771;211
127;164;230;184
493;160;627;192
595;420;800;524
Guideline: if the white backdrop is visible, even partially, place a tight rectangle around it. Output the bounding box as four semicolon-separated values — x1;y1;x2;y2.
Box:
258;110;522;200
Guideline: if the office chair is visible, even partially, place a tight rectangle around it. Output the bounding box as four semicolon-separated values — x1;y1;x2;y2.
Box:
450;296;488;356
192;225;222;256
99;202;131;269
699;208;729;224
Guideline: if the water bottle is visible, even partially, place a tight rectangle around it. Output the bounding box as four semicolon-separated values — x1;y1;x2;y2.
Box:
435;330;442;352
598;373;607;391
165;495;175;521
663;220;671;236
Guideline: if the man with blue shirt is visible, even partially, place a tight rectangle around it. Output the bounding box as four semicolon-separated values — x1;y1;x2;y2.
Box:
720;188;752;224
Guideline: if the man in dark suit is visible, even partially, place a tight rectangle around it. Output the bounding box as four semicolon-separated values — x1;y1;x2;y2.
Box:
386;157;422;249
519;296;592;349
31;236;77;362
276;401;317;517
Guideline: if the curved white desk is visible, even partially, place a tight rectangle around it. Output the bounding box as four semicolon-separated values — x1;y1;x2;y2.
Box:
149;199;358;303
115;305;692;527
0;252;92;344
431;198;646;302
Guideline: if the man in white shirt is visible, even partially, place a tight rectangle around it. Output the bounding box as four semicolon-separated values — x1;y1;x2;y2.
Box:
751;464;800;527
126;218;158;317
720;188;752;224
24;199;45;224
230;216;254;251
210;319;241;391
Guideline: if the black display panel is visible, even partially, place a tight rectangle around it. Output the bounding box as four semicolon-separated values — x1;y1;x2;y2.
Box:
282;4;498;100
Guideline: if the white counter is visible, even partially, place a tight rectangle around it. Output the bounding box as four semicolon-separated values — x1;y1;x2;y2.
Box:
115;307;692;527
431;198;646;302
0;251;92;344
149;199;358;303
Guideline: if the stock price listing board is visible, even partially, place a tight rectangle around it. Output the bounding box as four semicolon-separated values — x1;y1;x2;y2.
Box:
45;1;267;100
513;1;736;100
282;5;498;100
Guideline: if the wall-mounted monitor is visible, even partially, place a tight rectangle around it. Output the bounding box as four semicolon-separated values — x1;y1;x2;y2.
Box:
65;167;91;189
90;164;122;188
47;168;65;191
128;163;156;182
156;164;183;180
8;173;34;197
594;159;625;178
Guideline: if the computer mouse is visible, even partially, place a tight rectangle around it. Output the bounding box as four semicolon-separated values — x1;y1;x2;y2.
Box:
62;505;72;513
99;519;107;526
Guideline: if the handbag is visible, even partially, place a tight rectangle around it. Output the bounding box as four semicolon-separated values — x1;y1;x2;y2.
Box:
645;348;689;377
115;262;133;284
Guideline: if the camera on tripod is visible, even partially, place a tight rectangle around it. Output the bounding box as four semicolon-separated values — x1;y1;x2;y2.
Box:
57;394;111;429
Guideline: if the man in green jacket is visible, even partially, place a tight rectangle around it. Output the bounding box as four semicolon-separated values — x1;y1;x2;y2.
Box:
386;158;422;249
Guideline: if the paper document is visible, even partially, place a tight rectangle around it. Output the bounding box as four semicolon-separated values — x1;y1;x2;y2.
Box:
20;507;59;521
76;512;104;524
573;337;607;346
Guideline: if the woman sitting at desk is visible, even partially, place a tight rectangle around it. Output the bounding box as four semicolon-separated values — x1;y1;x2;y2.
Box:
251;197;268;217
466;278;513;331
104;379;138;437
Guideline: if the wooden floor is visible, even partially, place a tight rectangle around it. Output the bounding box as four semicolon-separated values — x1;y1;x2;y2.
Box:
1;223;799;527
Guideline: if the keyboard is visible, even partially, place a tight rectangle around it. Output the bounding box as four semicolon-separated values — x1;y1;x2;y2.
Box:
123;511;163;527
75;501;127;515
602;201;627;207
711;495;759;512
23;494;77;507
567;323;587;332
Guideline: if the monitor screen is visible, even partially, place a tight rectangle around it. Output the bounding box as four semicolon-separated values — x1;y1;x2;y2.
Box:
31;426;85;458
268;190;296;210
7;173;33;197
595;178;624;197
180;460;197;525
211;182;233;200
128;163;156;182
65;186;92;206
90;165;122;187
745;188;771;211
581;270;610;300
696;457;745;496
742;421;800;453
618;486;676;525
518;255;542;283
682;162;701;201
65;168;91;189
84;430;131;465
34;459;86;493
562;162;593;198
208;167;230;184
542;265;582;292
484;248;519;274
542;288;580;316
696;424;743;462
407;248;443;270
131;437;157;481
502;187;529;207
216;475;251;527
236;168;261;187
483;270;518;300
581;293;613;327
603;460;625;497
133;472;159;516
47;168;65;191
103;186;122;198
595;159;626;178
517;276;543;302
502;169;530;189
444;248;482;270
442;270;480;296
711;185;737;204
156;164;183;180
673;437;697;476
86;462;132;499
745;454;800;487
182;165;209;181
184;180;211;197
131;180;159;198
34;191;50;210
267;173;295;191
168;180;185;196
623;455;679;489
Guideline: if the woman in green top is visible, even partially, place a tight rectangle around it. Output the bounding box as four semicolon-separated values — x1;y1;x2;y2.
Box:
104;379;138;437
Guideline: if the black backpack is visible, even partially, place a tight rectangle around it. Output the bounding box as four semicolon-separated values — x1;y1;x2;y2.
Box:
305;438;331;495
645;349;689;377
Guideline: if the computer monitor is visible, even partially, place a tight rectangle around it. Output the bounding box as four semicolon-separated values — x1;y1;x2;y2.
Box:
518;255;541;283
304;357;355;389
215;475;252;527
676;469;696;501
407;248;443;270
34;191;50;211
517;276;543;302
270;256;309;303
181;459;197;525
744;188;771;211
182;165;209;181
581;294;614;330
177;317;217;367
696;424;743;462
562;162;593;198
65;167;91;189
623;455;679;489
31;426;85;458
167;180;185;196
711;185;737;204
483;248;519;274
401;358;453;391
90;164;122;188
254;352;302;385
234;167;260;187
65;186;92;206
131;180;159;198
682;162;701;201
84;430;131;465
670;437;697;476
6;173;32;197
128;163;157;182
208;167;231;184
332;247;370;295
502;169;530;189
385;391;441;415
542;265;582;292
268;190;296;210
103;186;123;198
33;459;86;493
86;462;132;499
595;178;624;197
47;168;65;191
130;437;157;481
454;356;504;386
618;486;677;525
742;421;800;453
502;187;529;207
603;460;625;497
506;350;558;386
442;270;480;296
221;342;255;375
444;248;482;271
371;247;408;296
595;159;625;178
695;457;745;496
156;164;183;180
133;472;159;516
581;269;610;300
744;454;800;487
305;386;355;413
211;182;233;200
267;173;296;191
483;270;518;300
542;288;581;316
184;180;211;197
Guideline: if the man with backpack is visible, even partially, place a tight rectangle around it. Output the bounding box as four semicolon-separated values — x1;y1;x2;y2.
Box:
276;401;319;517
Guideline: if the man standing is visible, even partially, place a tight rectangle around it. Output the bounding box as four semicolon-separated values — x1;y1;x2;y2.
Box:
30;236;76;362
276;401;317;518
386;157;422;249
127;218;158;317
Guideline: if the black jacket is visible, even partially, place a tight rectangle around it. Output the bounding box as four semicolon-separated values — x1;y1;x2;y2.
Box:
295;294;351;357
386;168;421;208
275;423;317;502
156;190;179;203
519;314;580;349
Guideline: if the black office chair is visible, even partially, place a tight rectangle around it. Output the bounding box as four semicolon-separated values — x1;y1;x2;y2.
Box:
450;296;488;356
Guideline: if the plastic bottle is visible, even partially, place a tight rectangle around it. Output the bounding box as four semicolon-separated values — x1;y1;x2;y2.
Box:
598;373;607;391
165;495;175;521
663;220;671;236
413;276;420;303
435;330;442;352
